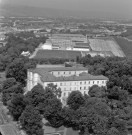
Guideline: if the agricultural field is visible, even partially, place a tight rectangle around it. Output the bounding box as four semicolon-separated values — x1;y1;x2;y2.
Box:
88;38;125;57
114;37;132;58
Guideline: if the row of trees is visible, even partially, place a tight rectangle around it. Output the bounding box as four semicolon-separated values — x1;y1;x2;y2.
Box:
1;81;62;135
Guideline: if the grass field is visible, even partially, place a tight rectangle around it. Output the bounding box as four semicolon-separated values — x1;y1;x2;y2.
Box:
114;37;132;58
88;38;125;57
33;50;82;60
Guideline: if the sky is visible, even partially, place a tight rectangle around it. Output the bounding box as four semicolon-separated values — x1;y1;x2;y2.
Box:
0;0;132;19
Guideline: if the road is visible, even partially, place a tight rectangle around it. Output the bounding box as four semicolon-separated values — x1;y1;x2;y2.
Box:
0;101;21;135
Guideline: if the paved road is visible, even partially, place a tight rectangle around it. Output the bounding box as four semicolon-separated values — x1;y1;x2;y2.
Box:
0;102;21;135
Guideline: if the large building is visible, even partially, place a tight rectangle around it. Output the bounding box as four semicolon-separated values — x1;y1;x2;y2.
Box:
50;34;88;43
39;34;90;51
27;64;108;105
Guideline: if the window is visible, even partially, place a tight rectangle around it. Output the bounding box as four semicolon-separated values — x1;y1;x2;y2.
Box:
64;92;66;96
102;81;104;84
80;87;82;90
84;87;86;90
89;81;90;84
64;88;66;91
74;87;76;90
97;81;99;84
60;83;62;86
68;92;70;96
85;81;86;84
69;71;71;74
84;91;86;95
80;82;82;85
93;81;94;84
70;87;72;90
64;72;65;74
58;72;60;75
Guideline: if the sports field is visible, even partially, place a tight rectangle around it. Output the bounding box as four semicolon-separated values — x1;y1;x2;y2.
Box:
88;38;125;57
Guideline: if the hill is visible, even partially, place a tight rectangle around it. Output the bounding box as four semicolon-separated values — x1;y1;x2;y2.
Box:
0;4;128;19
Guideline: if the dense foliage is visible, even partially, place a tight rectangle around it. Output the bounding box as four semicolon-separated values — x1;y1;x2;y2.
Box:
0;32;47;72
80;55;132;93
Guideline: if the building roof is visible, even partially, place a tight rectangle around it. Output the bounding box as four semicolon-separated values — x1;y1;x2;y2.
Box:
29;65;108;82
74;43;90;49
0;124;19;135
74;46;90;49
51;34;85;38
40;72;108;82
29;66;88;74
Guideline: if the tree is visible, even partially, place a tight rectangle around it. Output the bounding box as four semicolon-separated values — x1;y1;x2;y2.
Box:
2;79;24;105
19;105;43;135
107;86;128;101
6;58;27;86
7;93;26;121
24;84;63;128
24;84;45;107
2;78;17;92
67;91;85;110
89;85;106;98
42;98;63;128
45;83;62;98
107;127;120;135
107;116;127;135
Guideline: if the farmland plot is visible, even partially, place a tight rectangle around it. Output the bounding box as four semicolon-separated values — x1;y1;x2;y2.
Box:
88;38;125;57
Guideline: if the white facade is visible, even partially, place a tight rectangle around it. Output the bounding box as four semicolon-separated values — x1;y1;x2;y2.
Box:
41;40;52;50
73;47;90;52
43;79;107;98
21;51;30;56
0;34;5;41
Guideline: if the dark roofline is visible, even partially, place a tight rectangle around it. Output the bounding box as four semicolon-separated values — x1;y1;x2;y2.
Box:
74;46;90;49
40;73;108;82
